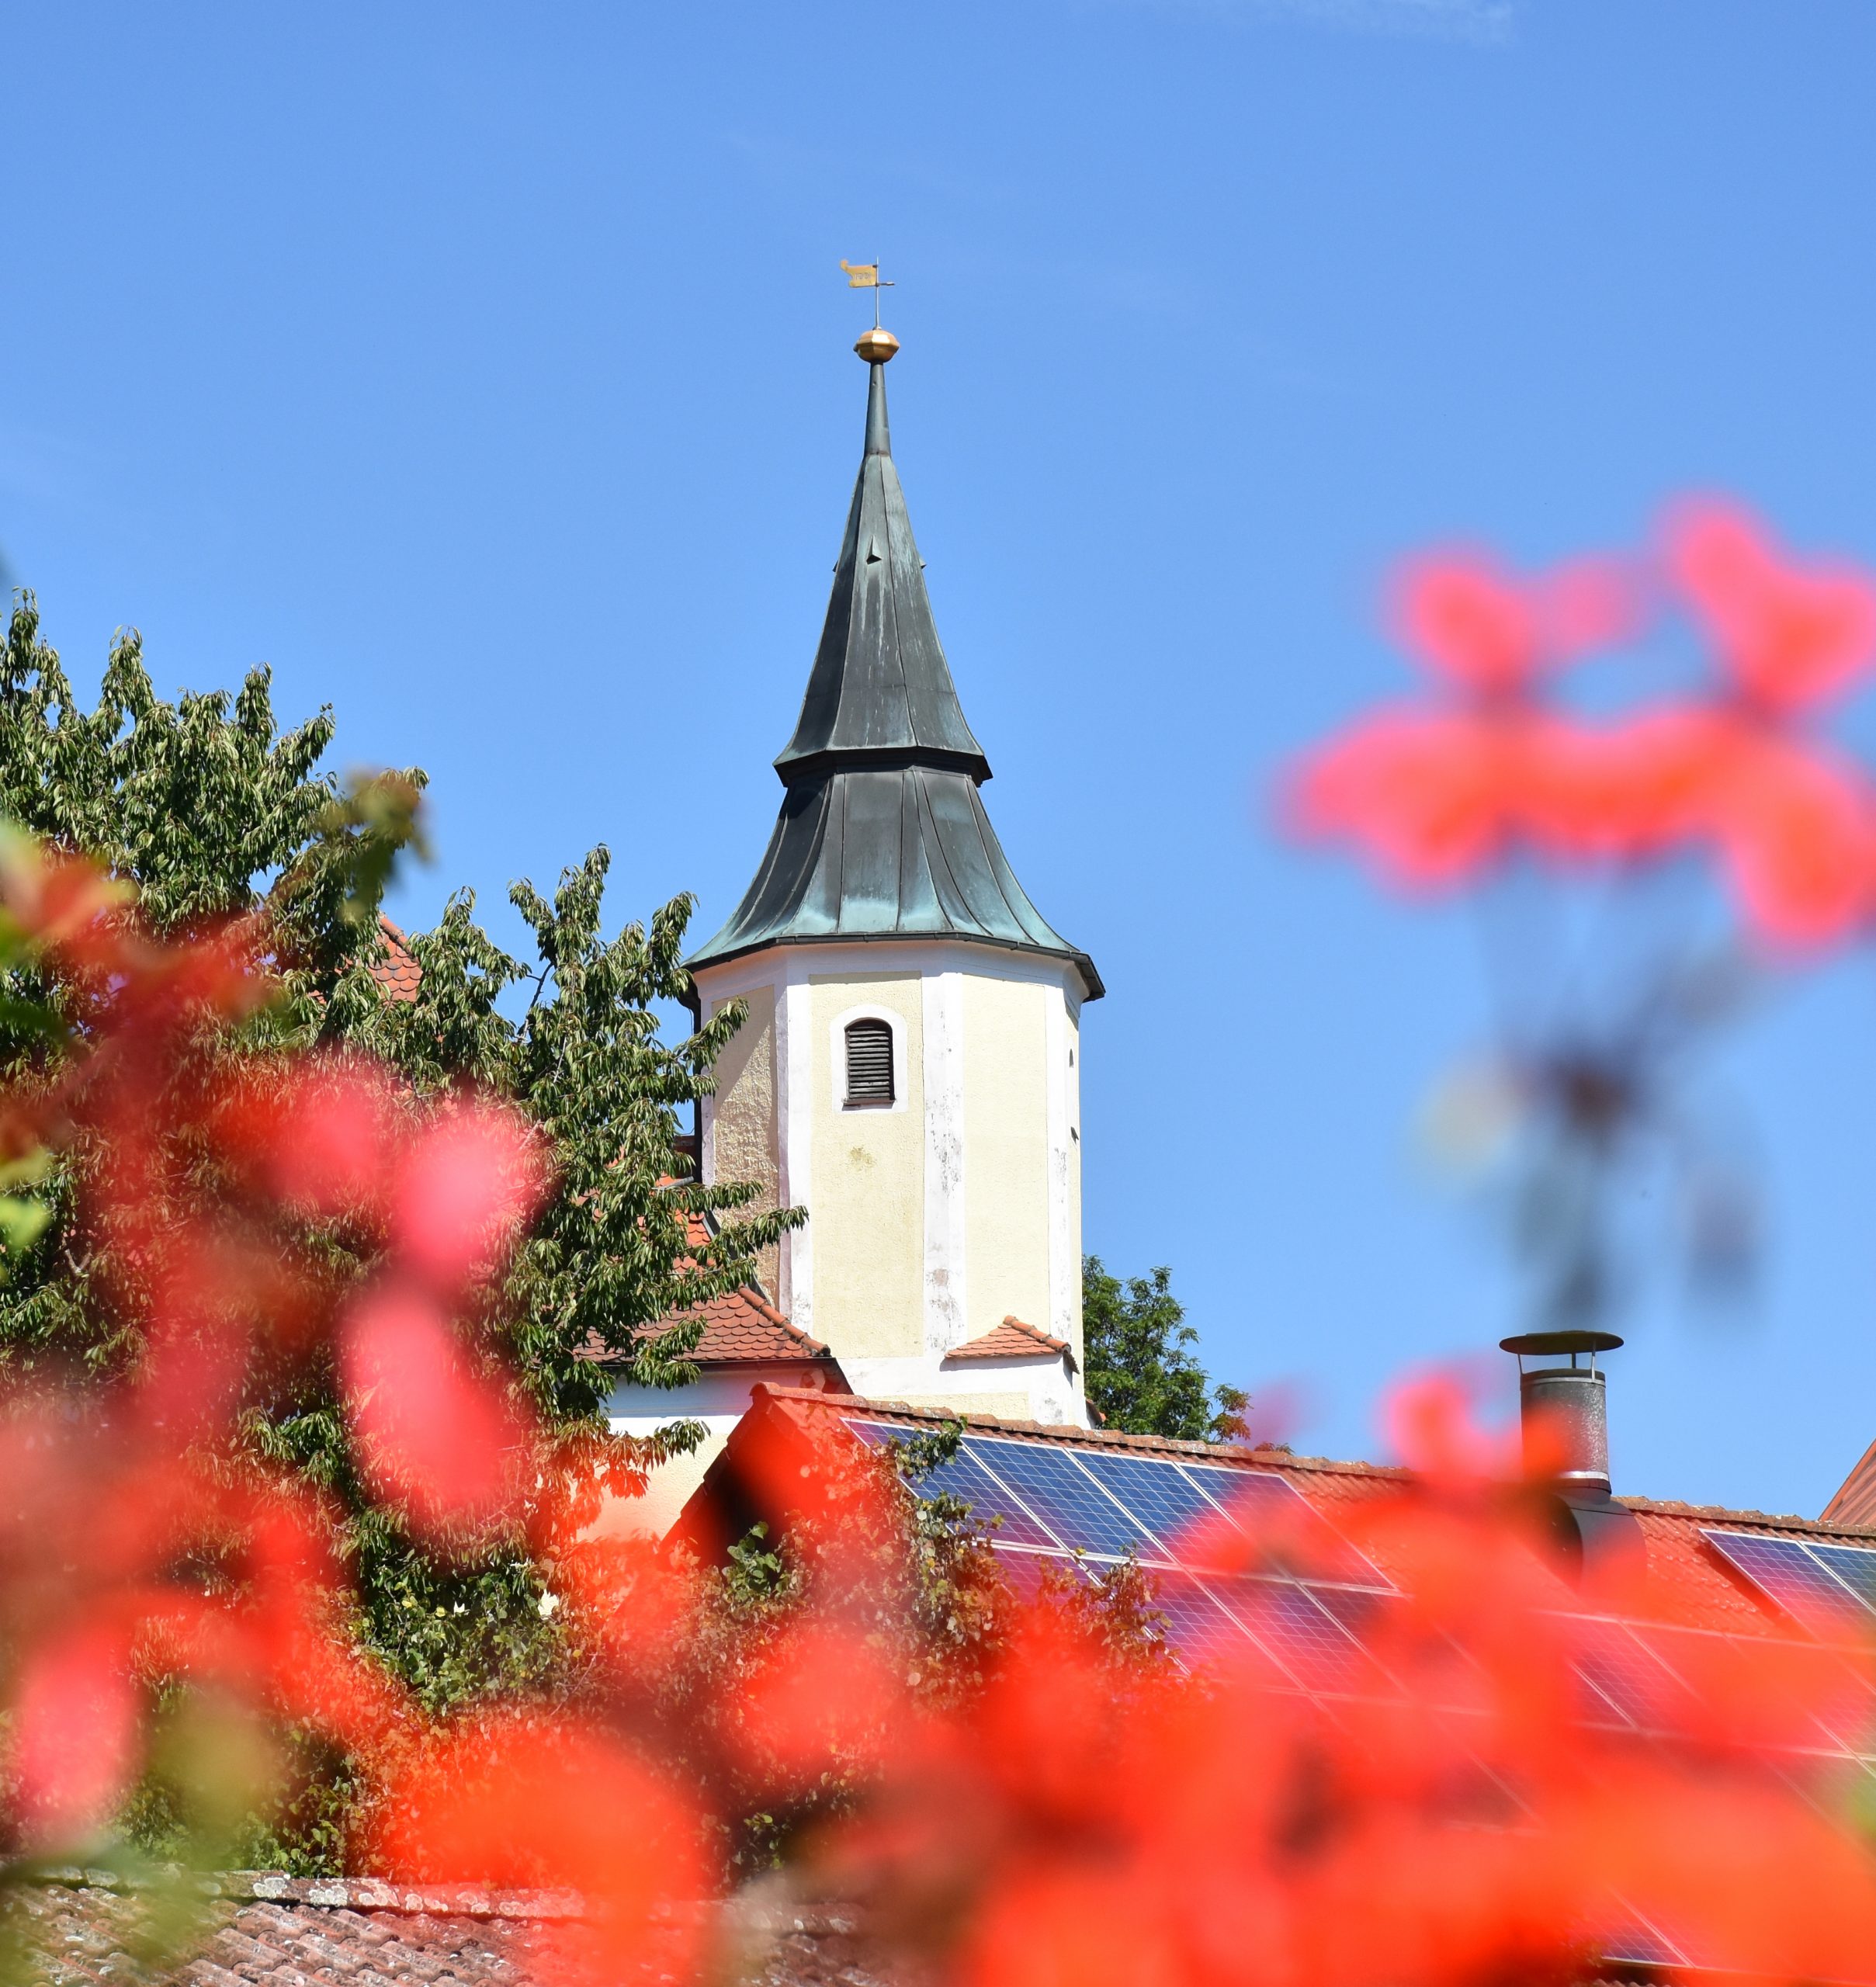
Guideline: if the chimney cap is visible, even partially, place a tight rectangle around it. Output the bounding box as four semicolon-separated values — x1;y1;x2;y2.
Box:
1500;1330;1623;1358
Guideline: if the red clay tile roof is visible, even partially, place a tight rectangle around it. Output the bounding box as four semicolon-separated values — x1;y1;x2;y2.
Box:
945;1316;1072;1362
1824;1437;1876;1529
662;1284;833;1365
3;1873;896;1985
576;1206;835;1370
736;1385;1876;1638
369;915;423;1004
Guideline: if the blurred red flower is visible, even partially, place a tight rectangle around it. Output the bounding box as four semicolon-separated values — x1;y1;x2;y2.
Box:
1292;503;1876;948
1666;500;1876;715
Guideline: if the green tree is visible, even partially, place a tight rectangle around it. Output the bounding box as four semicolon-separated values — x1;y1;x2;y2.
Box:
0;593;424;1011
1081;1255;1247;1443
0;595;801;1835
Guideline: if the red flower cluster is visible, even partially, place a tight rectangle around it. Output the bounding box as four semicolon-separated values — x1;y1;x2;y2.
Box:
0;840;546;1850
1289;504;1876;947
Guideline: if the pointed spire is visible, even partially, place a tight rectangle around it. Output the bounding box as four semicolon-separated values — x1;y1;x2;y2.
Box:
773;355;991;788
688;335;1102;1003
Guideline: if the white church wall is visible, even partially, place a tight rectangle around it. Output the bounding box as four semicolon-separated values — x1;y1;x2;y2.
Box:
961;973;1052;1344
809;969;925;1362
692;939;1088;1426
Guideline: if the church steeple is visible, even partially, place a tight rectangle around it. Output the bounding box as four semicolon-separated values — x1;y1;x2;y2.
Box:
689;335;1101;1002
685;311;1096;1423
773;352;991;789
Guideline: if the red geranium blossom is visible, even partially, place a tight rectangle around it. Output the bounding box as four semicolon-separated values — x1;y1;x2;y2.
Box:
1666;500;1876;716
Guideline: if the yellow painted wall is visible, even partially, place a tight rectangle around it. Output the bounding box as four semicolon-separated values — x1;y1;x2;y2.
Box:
706;983;780;1294
962;975;1052;1337
810;972;924;1359
893;1391;1035;1420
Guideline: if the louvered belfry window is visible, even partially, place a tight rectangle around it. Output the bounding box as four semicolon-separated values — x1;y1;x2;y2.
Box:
844;1018;894;1106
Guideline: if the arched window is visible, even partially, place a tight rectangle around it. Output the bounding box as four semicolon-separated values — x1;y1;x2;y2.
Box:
844;1017;895;1106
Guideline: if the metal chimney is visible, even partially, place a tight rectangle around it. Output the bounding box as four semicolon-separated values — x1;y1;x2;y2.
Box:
1500;1329;1623;1490
1500;1329;1640;1586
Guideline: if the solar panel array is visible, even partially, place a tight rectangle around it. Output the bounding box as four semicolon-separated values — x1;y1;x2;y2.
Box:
846;1419;1876;1753
847;1420;1876;1982
1704;1528;1876;1638
846;1416;1398;1695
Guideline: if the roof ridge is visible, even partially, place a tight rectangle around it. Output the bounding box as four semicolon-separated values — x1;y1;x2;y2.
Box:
761;1389;1876;1536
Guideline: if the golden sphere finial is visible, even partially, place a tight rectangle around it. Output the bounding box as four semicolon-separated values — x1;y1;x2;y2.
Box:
854;325;900;363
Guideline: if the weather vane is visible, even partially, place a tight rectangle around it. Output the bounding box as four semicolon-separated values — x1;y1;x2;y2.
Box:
840;257;894;331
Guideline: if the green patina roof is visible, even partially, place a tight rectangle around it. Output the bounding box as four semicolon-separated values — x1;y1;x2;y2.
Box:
688;355;1101;1001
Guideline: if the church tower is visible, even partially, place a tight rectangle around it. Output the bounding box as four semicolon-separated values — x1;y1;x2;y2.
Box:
687;321;1101;1427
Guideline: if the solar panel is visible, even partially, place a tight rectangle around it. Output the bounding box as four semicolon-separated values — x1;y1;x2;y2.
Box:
1143;1575;1265;1672
1073;1449;1235;1569
1703;1531;1871;1636
836;1414;1876;1791
1567;1618;1700;1733
989;1545;1091;1601
1182;1460;1388;1586
1599;1912;1690;1971
1808;1542;1876;1613
1226;1580;1397;1696
966;1437;1154;1560
842;1419;1060;1549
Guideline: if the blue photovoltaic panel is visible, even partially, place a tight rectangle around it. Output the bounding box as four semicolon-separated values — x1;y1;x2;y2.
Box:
1704;1531;1868;1635
919;1447;1061;1550
990;1545;1089;1601
1309;1583;1398;1642
1183;1462;1389;1588
1600;1914;1690;1970
1808;1542;1876;1614
968;1437;1150;1560
1073;1451;1230;1569
1569;1618;1700;1733
1146;1576;1263;1671
1226;1580;1394;1696
1181;1464;1302;1526
843;1419;1059;1549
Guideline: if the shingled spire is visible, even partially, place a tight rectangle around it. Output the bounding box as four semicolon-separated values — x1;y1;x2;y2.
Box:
688;334;1101;1000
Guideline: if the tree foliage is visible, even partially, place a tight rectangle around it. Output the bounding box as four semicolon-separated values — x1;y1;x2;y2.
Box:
0;595;799;1776
1081;1255;1247;1443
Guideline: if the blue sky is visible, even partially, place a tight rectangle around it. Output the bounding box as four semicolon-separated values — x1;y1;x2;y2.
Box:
7;2;1876;1514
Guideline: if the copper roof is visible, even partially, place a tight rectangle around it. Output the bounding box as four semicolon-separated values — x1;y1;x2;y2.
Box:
945;1315;1073;1363
685;355;1101;1000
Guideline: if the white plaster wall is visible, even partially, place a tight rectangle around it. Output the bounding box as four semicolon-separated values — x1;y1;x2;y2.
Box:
595;1412;744;1541
841;1351;1084;1427
691;941;1089;1427
961;974;1052;1342
599;1369;824;1540
809;971;924;1361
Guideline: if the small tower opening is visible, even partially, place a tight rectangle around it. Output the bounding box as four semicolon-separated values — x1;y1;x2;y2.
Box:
844;1018;895;1107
